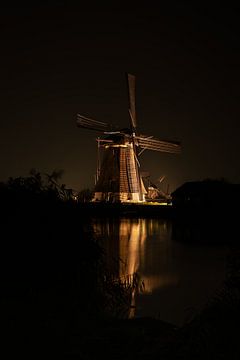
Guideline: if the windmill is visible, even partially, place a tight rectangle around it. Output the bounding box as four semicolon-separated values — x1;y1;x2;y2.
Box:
75;73;181;203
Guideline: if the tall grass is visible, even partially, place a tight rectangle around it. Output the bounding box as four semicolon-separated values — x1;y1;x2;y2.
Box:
0;172;138;354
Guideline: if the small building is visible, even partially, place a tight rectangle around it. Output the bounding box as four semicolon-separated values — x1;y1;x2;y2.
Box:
171;180;240;208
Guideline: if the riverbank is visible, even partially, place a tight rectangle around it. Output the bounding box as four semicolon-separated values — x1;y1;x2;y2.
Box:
77;201;175;218
47;244;240;359
77;200;239;222
1;174;239;359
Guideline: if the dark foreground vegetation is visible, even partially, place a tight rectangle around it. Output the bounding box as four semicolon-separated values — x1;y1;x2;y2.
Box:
0;172;137;358
1;172;240;359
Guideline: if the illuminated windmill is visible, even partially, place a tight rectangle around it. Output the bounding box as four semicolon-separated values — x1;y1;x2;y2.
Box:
76;73;181;203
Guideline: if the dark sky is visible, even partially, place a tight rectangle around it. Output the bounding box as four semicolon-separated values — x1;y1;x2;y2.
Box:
1;3;240;192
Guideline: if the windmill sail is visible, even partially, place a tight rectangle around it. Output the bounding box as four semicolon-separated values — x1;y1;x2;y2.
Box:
127;73;137;130
76;114;114;133
126;73;144;199
136;136;181;154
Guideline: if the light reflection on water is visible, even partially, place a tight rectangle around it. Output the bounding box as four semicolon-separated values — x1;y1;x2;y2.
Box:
92;217;227;326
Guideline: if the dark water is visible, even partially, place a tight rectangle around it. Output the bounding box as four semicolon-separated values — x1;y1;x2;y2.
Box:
92;217;228;326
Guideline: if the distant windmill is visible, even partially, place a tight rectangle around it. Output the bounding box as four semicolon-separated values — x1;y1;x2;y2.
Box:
75;73;181;203
144;174;170;201
157;175;171;200
158;175;166;184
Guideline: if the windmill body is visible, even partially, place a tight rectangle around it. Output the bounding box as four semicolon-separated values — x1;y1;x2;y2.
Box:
76;74;181;203
93;134;146;202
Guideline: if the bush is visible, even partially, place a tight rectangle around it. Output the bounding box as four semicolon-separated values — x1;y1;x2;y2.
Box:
0;172;136;355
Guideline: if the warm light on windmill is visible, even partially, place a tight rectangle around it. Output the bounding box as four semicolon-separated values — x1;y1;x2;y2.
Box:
75;73;181;203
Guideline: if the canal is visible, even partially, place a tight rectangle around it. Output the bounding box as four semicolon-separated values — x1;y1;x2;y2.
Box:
92;217;228;326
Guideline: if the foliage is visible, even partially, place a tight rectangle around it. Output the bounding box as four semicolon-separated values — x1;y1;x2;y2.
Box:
0;171;137;355
0;168;74;204
167;246;240;359
77;188;94;203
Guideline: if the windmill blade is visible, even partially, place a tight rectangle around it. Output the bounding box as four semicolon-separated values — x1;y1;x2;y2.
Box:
159;175;166;183
136;136;181;154
76;114;114;132
127;73;137;130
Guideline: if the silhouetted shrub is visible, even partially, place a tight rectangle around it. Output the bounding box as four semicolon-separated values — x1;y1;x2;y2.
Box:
0;172;136;354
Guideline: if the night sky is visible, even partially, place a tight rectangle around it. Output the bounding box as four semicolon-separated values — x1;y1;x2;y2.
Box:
1;3;240;193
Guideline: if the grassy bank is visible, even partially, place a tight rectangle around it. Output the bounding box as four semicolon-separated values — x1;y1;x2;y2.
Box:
1;173;240;359
0;174;137;357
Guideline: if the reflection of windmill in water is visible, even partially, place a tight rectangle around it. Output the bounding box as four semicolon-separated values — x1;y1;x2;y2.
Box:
92;218;179;318
76;73;181;203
